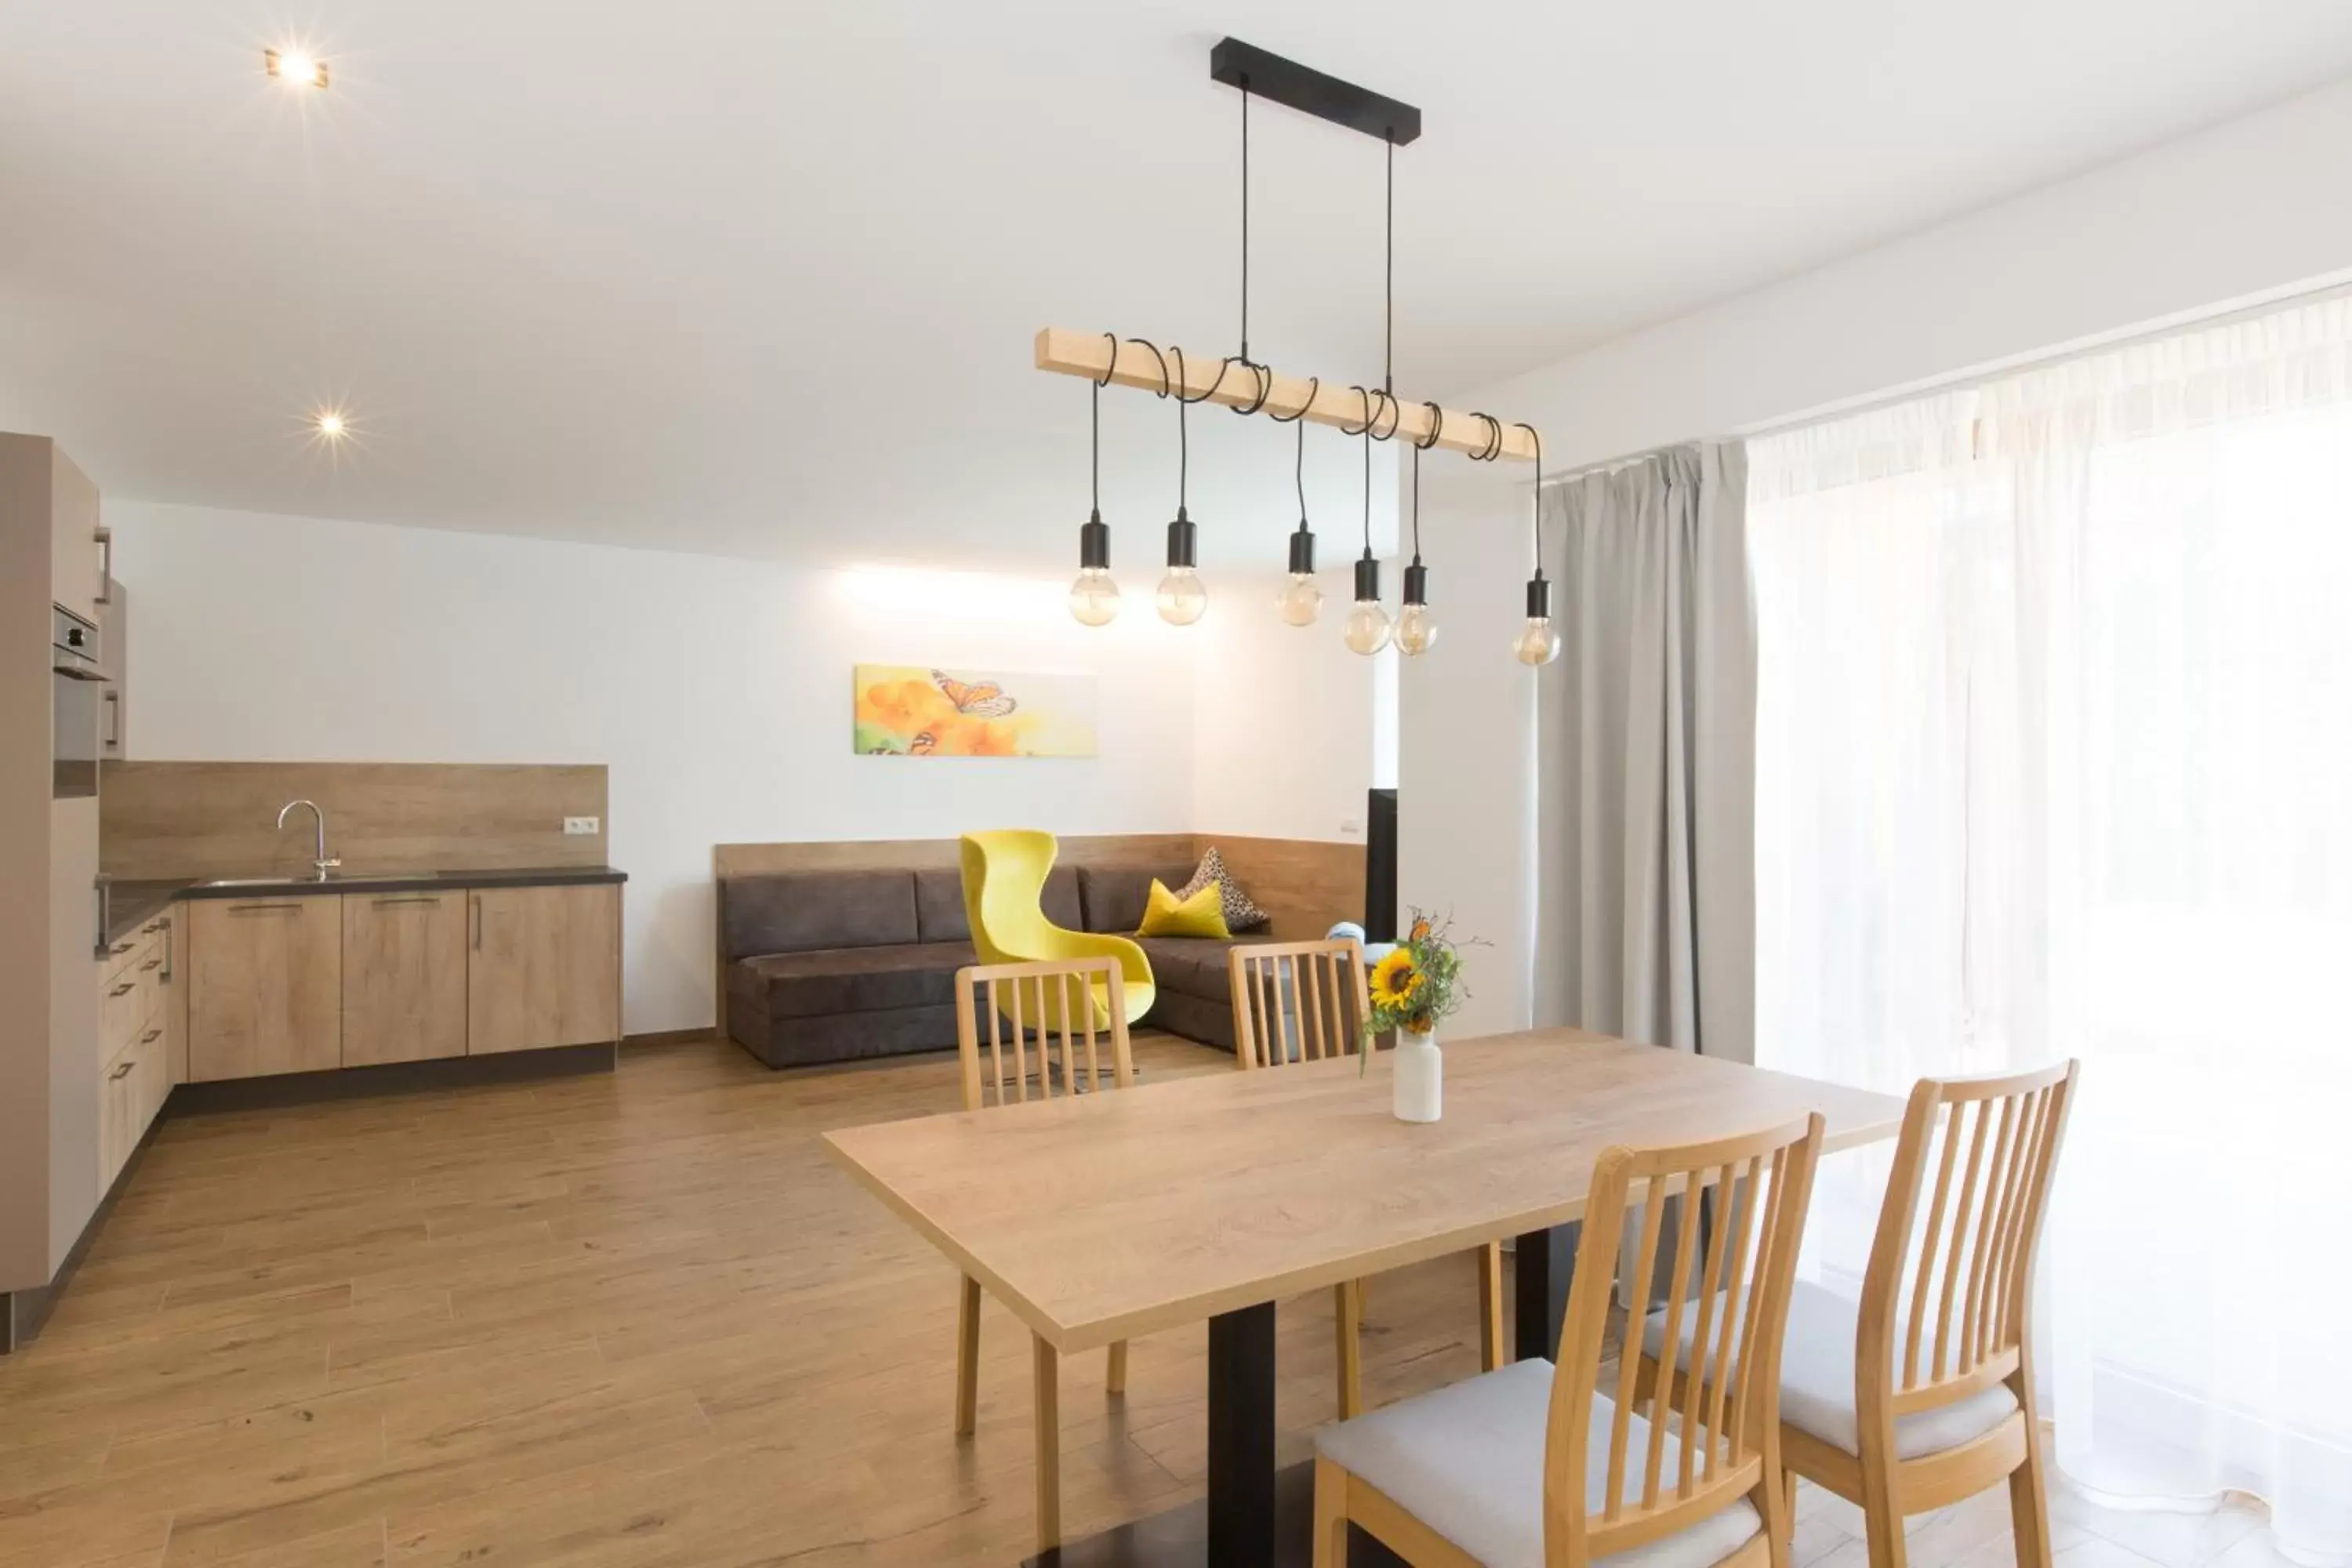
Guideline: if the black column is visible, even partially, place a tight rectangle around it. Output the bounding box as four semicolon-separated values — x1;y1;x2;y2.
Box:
1512;1225;1579;1362
1206;1301;1278;1568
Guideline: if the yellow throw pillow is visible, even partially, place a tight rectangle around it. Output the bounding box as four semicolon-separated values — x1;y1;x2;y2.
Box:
1137;877;1231;939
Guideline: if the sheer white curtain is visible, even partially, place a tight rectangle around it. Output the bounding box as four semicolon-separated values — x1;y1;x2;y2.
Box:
1750;299;2352;1563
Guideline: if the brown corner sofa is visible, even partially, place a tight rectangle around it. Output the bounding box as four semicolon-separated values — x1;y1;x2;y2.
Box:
719;861;1297;1069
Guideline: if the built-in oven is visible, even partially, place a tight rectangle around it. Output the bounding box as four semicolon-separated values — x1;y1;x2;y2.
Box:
52;604;107;798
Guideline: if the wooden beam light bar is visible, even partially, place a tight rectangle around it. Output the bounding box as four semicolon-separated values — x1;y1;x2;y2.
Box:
1034;328;1539;463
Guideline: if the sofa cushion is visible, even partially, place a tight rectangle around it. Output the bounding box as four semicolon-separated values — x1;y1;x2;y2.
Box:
1079;865;1195;934
735;941;974;1018
721;871;919;959
1138;878;1231;939
1177;845;1270;932
913;869;970;942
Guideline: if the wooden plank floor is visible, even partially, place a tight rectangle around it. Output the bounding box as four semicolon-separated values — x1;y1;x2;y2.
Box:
0;1036;2273;1568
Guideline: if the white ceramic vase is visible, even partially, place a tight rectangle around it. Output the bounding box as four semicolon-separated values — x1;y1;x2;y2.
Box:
1392;1030;1443;1123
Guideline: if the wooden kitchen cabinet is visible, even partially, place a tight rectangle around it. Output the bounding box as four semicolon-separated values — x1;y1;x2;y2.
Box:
343;891;468;1067
188;897;343;1080
466;884;621;1054
48;442;104;619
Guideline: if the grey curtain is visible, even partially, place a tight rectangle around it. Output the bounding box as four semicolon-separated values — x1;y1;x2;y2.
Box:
1534;443;1755;1062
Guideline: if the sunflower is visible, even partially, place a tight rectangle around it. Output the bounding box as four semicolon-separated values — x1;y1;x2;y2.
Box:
1369;948;1424;1009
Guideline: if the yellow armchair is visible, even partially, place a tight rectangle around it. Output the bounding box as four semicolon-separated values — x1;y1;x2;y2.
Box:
959;830;1155;1029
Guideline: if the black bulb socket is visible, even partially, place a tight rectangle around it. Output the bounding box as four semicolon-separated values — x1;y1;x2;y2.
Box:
1526;572;1553;621
1079;510;1110;571
1287;522;1316;576
1353;552;1381;604
1402;560;1429;607
1166;510;1198;569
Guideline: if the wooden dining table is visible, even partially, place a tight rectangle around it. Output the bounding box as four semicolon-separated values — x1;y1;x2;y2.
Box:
823;1027;1908;1568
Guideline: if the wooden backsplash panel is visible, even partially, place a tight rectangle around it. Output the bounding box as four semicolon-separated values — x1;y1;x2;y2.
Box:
100;761;608;879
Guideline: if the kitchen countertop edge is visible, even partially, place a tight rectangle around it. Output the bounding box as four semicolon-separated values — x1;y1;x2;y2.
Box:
104;866;628;944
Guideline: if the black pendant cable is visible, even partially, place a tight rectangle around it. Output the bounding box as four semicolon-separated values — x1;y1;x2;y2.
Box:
1157;346;1210;625
1511;422;1560;665
1273;376;1323;626
1343;132;1400;655
1068;332;1122;626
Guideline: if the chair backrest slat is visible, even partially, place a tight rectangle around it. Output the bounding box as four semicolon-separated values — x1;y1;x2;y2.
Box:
1546;1115;1824;1565
1864;1062;2078;1421
954;957;1135;1112
1228;939;1367;1072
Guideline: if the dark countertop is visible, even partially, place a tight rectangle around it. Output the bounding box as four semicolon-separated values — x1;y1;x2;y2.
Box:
103;866;627;946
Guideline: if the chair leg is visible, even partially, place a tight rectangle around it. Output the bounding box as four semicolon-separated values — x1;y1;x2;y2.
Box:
1334;1280;1364;1420
1857;1446;1907;1568
1313;1456;1350;1568
954;1274;982;1436
1033;1333;1061;1555
1476;1243;1504;1372
1756;1447;1794;1568
1106;1338;1129;1396
2009;1367;2056;1568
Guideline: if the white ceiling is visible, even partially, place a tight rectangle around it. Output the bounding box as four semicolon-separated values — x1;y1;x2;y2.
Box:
6;1;2352;572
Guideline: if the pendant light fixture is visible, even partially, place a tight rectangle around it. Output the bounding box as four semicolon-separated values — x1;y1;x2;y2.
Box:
1036;39;1553;662
1342;388;1392;655
1512;423;1562;666
1068;335;1122;626
1393;406;1441;656
1272;376;1323;626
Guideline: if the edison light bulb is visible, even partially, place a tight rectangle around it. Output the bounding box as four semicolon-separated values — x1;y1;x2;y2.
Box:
1276;573;1323;627
1069;567;1120;627
1394;604;1437;656
1157;566;1208;625
1513;616;1561;666
1343;598;1392;655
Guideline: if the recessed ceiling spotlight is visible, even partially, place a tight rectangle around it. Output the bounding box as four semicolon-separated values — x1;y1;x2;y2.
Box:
314;410;348;439
265;48;329;89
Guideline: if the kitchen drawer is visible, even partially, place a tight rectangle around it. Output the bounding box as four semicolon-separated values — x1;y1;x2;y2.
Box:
100;949;160;1059
98;1017;167;1192
100;923;162;989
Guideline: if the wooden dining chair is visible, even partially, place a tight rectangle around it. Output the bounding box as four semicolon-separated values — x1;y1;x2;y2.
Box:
1314;1112;1825;1568
950;955;1136;1555
1229;939;1508;1421
1639;1062;2079;1568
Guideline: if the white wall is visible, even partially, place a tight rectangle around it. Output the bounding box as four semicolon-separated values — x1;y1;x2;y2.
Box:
1406;71;2352;1038
110;502;1381;1034
1190;568;1387;846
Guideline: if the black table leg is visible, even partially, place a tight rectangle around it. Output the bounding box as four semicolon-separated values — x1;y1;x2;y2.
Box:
1206;1301;1277;1568
1513;1224;1580;1361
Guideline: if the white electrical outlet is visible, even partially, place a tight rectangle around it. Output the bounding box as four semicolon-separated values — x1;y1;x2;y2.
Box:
563;816;601;836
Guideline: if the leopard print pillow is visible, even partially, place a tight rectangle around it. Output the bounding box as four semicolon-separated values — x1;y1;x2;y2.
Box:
1177;845;1269;932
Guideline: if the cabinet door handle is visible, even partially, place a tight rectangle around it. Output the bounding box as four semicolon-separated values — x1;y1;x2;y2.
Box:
371;895;442;907
470;895;482;949
109;981;135;997
109;940;135;956
102;688;120;749
108;1061;134;1080
228;902;303;913
95;528;113;602
140;1028;162;1044
139;958;161;972
161;917;173;983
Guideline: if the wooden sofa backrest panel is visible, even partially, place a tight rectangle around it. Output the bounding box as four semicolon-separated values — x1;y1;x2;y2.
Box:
713;833;1197;879
710;833;1366;1043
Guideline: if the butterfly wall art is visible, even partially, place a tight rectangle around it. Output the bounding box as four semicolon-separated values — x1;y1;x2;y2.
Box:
851;665;1098;758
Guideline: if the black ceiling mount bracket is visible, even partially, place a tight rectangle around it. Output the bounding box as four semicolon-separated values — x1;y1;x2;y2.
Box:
1209;38;1421;146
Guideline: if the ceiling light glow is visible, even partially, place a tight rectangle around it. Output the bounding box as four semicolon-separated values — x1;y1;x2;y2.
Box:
315;411;347;438
265;48;329;89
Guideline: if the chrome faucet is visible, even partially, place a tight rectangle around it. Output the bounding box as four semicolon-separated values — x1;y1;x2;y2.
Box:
276;799;340;880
